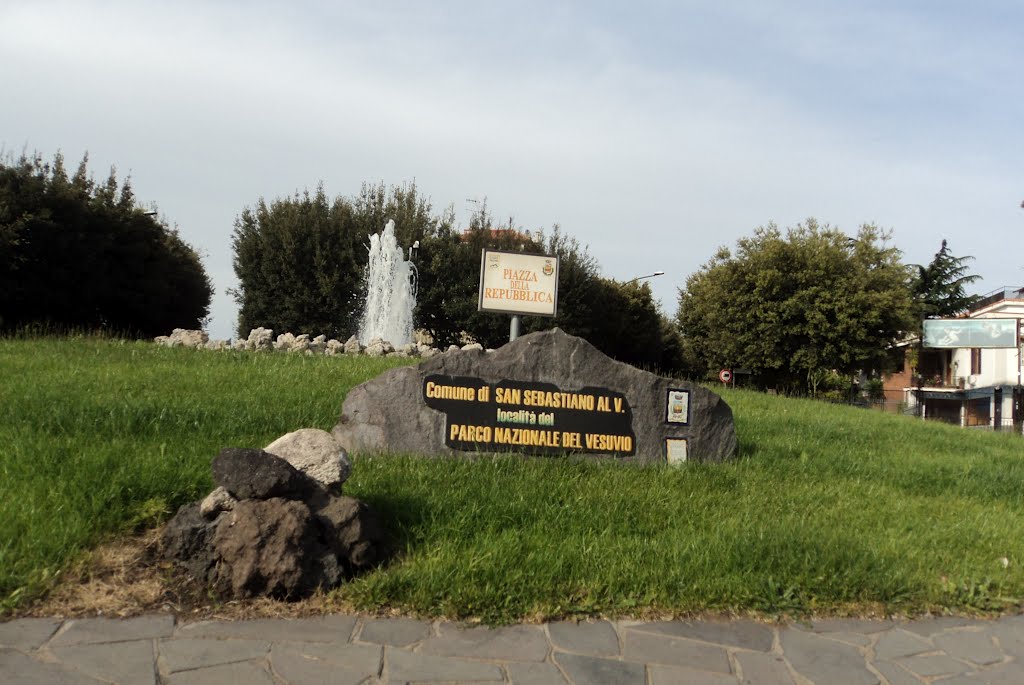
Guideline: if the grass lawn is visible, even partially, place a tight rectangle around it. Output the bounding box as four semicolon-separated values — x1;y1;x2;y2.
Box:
2;336;1023;622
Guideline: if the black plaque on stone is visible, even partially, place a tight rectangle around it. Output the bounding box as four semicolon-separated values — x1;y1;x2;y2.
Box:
423;374;636;456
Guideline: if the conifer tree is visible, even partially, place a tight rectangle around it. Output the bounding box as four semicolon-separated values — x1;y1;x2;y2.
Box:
911;239;980;318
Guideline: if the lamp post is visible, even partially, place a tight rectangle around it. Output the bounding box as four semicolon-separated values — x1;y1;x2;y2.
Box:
624;271;664;284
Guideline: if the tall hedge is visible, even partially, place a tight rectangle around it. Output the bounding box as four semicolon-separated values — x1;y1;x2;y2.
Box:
0;152;212;337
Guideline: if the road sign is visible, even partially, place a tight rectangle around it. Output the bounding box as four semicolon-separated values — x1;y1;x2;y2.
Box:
719;369;733;384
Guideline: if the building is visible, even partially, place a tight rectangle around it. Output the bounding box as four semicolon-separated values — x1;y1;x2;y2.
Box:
884;287;1024;431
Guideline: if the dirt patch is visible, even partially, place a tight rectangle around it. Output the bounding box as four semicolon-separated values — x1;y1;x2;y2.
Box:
11;528;359;621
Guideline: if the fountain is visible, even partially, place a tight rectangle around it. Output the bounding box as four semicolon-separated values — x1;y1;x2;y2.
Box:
358;219;417;346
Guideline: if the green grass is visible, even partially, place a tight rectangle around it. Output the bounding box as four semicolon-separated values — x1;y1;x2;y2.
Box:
0;335;411;611
3;336;1024;621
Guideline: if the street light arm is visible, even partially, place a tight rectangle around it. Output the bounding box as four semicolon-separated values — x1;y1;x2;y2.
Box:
622;270;663;282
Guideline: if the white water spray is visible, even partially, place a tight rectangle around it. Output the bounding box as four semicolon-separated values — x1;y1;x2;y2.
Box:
358;220;417;346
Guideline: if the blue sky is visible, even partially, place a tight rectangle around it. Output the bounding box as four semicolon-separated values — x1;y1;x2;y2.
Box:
2;0;1021;340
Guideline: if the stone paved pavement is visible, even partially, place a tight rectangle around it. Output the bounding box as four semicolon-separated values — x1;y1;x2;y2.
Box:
3;613;1024;684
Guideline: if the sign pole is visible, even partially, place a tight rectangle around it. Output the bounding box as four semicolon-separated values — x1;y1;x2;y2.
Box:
510;315;522;342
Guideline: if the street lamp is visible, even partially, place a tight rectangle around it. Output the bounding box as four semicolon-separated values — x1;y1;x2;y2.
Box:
624;271;665;284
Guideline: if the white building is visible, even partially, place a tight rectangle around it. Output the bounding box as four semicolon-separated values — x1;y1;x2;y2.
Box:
903;288;1023;430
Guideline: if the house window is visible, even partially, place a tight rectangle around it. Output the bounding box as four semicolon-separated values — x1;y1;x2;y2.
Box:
970;348;982;375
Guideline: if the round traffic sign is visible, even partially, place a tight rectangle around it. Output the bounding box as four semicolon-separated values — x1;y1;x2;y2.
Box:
719;369;733;383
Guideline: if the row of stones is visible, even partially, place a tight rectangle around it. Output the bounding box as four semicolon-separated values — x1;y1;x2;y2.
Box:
4;614;1024;685
155;327;486;358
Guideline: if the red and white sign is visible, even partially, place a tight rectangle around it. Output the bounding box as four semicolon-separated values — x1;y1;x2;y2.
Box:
719;369;733;384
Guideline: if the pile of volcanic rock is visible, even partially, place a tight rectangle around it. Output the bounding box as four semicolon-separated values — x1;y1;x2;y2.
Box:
160;429;385;600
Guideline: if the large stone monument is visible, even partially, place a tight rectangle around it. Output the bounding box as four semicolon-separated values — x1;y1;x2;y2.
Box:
333;328;737;463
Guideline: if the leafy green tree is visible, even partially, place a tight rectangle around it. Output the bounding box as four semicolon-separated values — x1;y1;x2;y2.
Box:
0;151;212;337
232;183;683;371
911;239;980;318
232;186;362;338
676;220;915;393
352;181;441;249
580;279;669;370
232;181;443;339
415;200;543;348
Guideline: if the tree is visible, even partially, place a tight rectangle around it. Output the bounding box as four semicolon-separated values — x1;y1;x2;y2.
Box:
911;239;980;319
415;199;543;348
232;187;363;338
232;181;444;339
232;183;684;371
676;220;915;393
0;151;212;337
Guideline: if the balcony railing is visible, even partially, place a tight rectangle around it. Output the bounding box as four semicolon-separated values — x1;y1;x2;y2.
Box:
971;286;1024;312
911;374;969;389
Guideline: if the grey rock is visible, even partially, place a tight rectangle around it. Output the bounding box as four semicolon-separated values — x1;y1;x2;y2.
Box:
211;498;328;599
246;327;274;351
344;335;362;354
290;334;310;353
160;502;224;582
158;328;208;349
265;428;352;490
364;338;390;357
199;486;236;517
275;332;296;351
211;448;322;501
333;328;737;463
312;494;385;569
325;339;344;355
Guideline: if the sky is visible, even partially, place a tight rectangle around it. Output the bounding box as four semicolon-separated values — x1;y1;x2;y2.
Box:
2;0;1021;341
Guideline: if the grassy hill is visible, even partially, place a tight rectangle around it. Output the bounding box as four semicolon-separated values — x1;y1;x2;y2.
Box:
2;336;1022;621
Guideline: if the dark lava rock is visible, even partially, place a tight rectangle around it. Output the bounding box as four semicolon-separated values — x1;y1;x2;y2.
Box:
211;447;323;501
160;502;223;583
211;498;327;599
312;495;386;570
